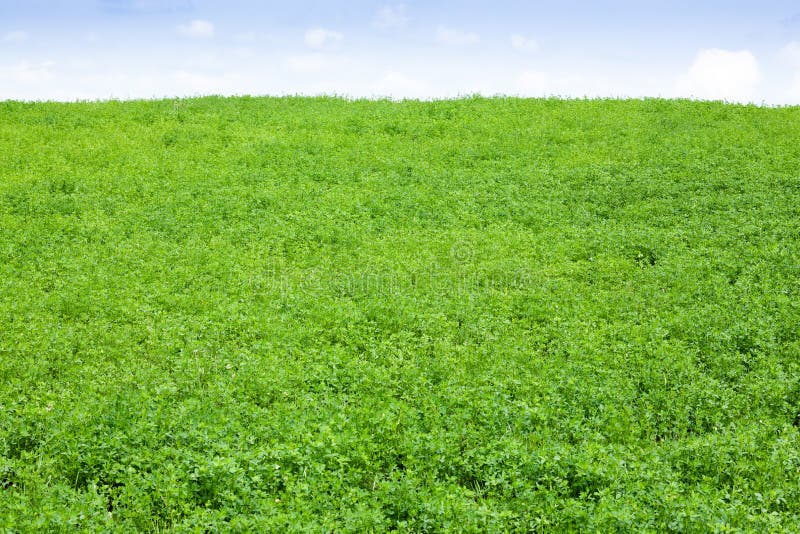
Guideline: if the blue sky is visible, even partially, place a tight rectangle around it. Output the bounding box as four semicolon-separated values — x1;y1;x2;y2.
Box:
1;0;800;103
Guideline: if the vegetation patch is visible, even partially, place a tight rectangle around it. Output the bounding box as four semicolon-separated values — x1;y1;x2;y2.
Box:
1;96;799;531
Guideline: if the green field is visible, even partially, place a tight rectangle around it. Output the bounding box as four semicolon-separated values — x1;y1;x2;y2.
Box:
1;96;799;532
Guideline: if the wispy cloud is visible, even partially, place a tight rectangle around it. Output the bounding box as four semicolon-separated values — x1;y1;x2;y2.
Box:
304;28;343;49
177;20;214;38
782;11;800;29
235;31;258;43
515;71;609;98
285;53;353;74
171;69;234;94
286;53;330;73
370;71;427;98
3;31;29;43
101;0;194;14
2;3;799;104
790;73;800;96
782;43;800;104
676;49;761;102
516;70;549;94
0;60;55;84
780;42;800;67
511;34;539;54
373;5;410;30
435;26;479;46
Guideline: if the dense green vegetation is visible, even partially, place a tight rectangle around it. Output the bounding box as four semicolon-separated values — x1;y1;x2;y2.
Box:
1;96;799;532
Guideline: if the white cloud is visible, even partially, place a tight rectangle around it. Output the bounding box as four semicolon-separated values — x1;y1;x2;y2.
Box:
373;5;409;30
304;28;343;49
675;49;761;102
436;26;479;46
780;41;800;67
3;31;29;43
511;34;539;54
177;20;215;38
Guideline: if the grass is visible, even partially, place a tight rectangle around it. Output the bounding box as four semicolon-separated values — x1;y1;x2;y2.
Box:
1;96;799;532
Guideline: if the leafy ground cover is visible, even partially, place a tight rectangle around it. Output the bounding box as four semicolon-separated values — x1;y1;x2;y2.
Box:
1;96;799;531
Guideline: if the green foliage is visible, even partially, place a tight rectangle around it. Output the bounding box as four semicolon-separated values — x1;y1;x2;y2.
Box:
1;96;799;531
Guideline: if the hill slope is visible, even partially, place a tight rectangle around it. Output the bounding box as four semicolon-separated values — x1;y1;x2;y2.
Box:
1;97;799;531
